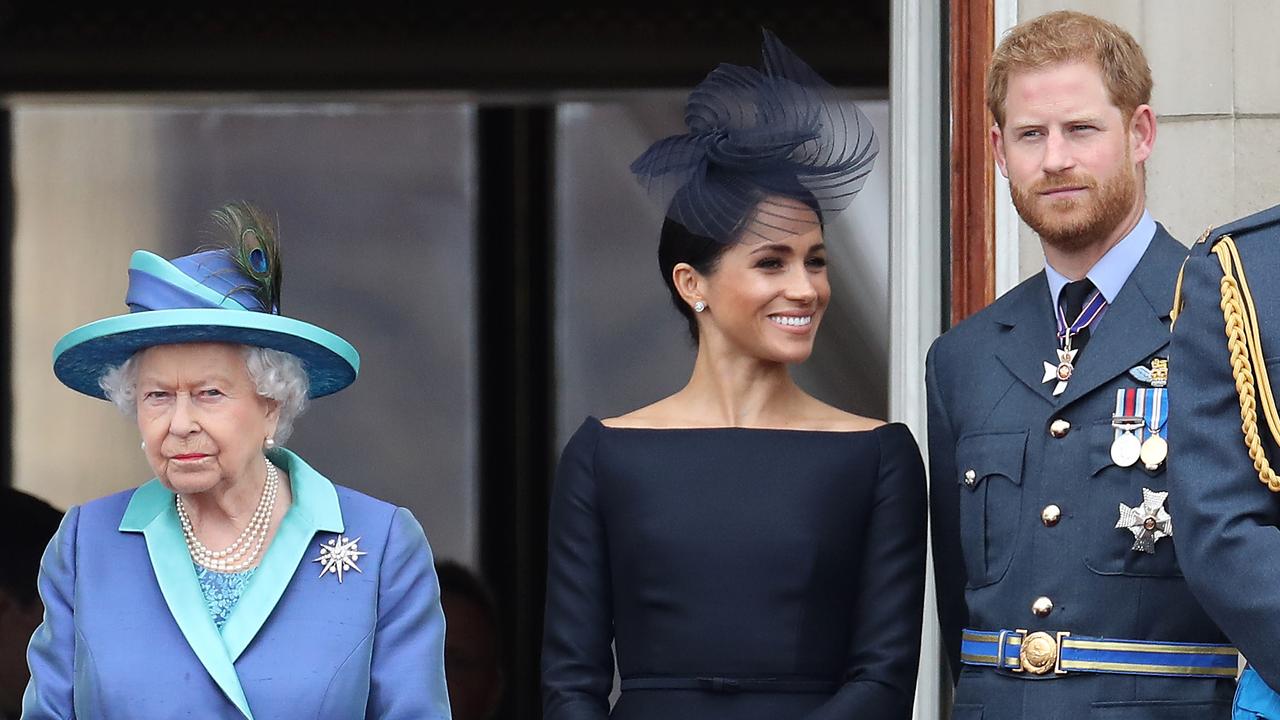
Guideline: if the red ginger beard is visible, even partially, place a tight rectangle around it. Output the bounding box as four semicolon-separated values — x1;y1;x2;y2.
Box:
1010;144;1139;254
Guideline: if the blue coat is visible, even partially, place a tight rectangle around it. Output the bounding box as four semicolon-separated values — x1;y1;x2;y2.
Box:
1168;204;1280;718
926;226;1234;719
21;449;451;720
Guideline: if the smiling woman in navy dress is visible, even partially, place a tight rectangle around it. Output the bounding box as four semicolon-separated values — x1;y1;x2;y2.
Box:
541;32;927;720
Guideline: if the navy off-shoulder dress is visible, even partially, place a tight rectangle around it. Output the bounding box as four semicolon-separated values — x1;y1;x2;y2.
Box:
542;417;927;720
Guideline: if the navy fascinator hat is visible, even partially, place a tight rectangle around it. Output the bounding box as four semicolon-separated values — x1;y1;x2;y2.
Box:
631;30;880;243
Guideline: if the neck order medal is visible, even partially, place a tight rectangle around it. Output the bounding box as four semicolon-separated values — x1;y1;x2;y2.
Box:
1043;287;1107;396
1042;347;1079;397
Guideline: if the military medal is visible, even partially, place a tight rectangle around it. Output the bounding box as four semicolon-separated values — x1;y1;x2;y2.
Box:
1140;435;1168;470
1111;389;1147;468
1139;387;1169;471
1042;347;1079;396
1111;425;1143;467
312;534;367;583
1043;287;1106;396
1116;488;1173;554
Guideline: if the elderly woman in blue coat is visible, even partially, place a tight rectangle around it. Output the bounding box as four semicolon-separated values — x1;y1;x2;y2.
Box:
22;203;451;720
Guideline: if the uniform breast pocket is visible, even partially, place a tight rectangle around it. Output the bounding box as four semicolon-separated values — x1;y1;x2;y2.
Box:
955;430;1027;588
1084;420;1182;577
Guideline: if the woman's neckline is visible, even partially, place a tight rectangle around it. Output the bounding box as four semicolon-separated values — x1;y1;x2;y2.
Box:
590;415;896;435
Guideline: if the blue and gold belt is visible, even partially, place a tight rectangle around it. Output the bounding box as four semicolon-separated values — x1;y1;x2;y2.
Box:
961;629;1238;678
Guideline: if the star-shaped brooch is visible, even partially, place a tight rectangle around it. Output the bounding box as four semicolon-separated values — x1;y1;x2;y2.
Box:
1042;347;1078;396
312;535;367;583
1116;488;1173;554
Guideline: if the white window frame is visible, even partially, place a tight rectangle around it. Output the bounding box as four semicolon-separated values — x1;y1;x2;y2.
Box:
889;0;944;716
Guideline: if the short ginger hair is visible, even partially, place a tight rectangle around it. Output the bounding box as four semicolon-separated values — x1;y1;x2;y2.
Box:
987;10;1153;127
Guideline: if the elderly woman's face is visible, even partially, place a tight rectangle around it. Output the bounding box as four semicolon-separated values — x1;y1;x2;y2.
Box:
134;343;279;495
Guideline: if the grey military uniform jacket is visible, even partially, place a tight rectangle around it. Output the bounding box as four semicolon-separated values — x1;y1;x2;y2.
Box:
1170;205;1280;695
926;226;1233;720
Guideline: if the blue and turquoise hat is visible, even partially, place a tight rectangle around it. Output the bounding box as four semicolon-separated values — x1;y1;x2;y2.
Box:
52;248;360;400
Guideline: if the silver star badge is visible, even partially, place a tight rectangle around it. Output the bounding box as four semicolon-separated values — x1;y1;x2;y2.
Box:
1042;347;1078;396
1116;488;1173;554
312;535;367;583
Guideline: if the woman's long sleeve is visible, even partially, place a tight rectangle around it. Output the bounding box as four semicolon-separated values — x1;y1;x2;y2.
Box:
542;422;614;720
23;506;81;720
803;424;928;720
365;507;451;719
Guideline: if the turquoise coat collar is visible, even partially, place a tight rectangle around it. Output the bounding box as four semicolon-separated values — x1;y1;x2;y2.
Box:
118;449;344;720
118;448;342;532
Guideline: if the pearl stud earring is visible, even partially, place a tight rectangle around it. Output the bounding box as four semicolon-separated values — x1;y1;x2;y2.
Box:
693;301;707;313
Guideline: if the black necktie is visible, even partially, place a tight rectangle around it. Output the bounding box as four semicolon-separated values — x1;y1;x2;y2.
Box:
1059;278;1097;355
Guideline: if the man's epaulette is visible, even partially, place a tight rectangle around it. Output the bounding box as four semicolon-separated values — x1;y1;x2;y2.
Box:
1193;202;1280;256
1183;200;1280;493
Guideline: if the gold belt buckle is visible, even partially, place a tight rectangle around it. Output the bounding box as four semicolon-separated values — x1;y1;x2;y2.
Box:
1013;629;1071;675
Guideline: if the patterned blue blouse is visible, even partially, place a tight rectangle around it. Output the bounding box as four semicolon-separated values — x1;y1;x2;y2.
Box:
194;563;258;630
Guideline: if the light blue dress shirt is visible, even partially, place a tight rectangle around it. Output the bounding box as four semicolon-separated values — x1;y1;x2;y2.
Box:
1045;209;1157;328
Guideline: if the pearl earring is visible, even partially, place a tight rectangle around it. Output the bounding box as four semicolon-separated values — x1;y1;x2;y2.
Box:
693;300;707;313
265;437;276;450
140;440;146;450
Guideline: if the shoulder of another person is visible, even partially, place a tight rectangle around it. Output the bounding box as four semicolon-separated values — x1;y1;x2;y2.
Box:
930;272;1044;367
76;486;139;530
963;271;1044;330
332;484;402;532
1194;203;1280;256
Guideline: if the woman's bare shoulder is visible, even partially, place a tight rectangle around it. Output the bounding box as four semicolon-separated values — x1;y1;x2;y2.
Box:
603;396;886;432
799;400;887;432
600;397;685;429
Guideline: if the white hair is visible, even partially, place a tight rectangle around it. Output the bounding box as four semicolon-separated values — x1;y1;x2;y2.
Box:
99;345;310;444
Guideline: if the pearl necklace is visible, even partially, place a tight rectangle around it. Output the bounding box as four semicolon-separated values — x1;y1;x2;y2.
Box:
177;461;280;573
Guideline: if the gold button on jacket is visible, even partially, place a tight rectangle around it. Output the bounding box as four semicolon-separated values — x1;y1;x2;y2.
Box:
1049;419;1071;438
1032;596;1054;617
1041;504;1062;527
